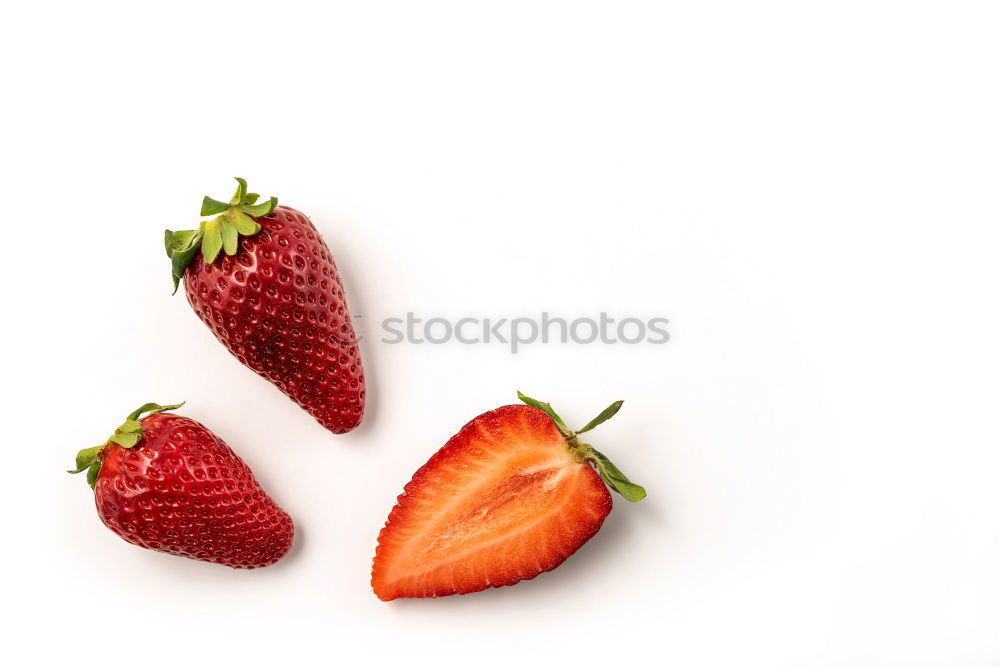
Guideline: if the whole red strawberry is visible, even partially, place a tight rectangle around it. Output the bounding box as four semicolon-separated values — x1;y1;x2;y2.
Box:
371;392;645;600
165;178;365;434
69;402;294;568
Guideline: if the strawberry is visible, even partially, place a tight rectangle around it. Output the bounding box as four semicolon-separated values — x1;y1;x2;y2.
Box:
371;391;645;600
165;178;365;434
68;402;294;569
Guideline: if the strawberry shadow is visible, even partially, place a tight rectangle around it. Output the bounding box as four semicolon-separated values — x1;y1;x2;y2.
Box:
277;520;306;568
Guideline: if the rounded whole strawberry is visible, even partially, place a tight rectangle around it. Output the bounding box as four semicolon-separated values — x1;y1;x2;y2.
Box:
69;402;294;568
165;178;365;434
371;392;645;600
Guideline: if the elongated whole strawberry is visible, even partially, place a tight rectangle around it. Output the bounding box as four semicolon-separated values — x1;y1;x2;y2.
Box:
165;178;365;434
69;403;294;568
371;392;645;600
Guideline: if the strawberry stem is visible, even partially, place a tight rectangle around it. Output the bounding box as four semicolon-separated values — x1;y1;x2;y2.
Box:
516;391;646;502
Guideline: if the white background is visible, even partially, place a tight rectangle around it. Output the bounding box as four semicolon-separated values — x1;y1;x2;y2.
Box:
3;2;999;665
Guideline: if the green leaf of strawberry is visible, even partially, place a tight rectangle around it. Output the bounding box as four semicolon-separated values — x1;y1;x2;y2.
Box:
220;219;239;255
230;177;248;205
68;402;185;490
577;400;624;434
86;462;101;489
126;402;185;421
516;391;572;437
227;208;262;235
201;197;231;216
590;447;647;501
117;419;142;433
518;391;646;502
68;445;104;474
164;178;278;291
165;229;204;293
240;196;278;218
201;219;224;264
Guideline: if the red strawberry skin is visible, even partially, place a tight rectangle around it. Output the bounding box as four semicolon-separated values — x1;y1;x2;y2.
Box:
95;413;294;568
183;205;365;434
372;404;612;600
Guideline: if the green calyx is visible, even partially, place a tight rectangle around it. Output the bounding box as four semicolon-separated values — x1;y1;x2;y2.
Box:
164;177;278;293
67;402;184;490
517;391;646;502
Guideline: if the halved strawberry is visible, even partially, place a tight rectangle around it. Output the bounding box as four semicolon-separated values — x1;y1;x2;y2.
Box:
371;392;645;600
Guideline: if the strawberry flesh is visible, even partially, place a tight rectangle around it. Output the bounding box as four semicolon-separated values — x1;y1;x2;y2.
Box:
372;404;612;599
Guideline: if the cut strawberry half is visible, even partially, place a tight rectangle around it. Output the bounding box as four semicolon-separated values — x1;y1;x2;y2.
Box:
371;392;645;600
